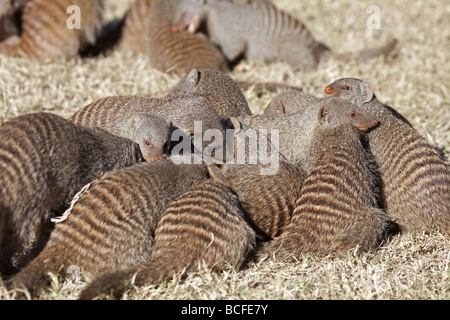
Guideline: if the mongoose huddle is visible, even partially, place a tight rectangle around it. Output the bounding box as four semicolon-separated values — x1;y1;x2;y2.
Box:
0;0;104;63
0;112;145;276
78;179;256;300
325;78;450;235
6;159;209;297
173;0;397;69
235;96;379;169
259;124;389;260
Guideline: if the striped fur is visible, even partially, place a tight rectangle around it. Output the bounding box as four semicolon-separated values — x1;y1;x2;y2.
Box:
6;160;208;297
69;93;227;161
173;0;322;68
260;125;389;260
118;0;156;53
78;179;256;300
208;161;307;240
0;112;144;275
236;96;379;170
168;69;252;119
0;0;103;63
173;0;397;68
146;0;228;74
325;78;450;235
263;90;320;116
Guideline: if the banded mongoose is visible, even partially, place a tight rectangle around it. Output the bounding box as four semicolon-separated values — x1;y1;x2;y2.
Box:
263;90;320;116
259;124;390;261
236;97;379;169
0;0;30;41
172;0;397;69
69;93;227;162
325;78;450;235
0;112;145;276
146;0;228;74
168;68;252;119
78;179;256;300
6;159;209;297
118;0;156;54
0;0;104;63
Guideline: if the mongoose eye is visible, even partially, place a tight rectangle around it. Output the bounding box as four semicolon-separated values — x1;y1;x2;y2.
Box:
145;141;153;148
350;112;359;118
341;85;350;91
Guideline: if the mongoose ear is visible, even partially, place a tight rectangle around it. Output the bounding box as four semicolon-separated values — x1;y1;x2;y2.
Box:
362;82;374;103
274;99;286;115
319;106;328;124
128;114;143;134
186;68;201;87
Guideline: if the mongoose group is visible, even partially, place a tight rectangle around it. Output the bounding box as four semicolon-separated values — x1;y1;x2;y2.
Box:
1;68;448;299
0;0;396;74
0;0;447;302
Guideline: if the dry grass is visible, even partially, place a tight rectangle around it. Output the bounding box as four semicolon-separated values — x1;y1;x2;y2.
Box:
0;0;449;300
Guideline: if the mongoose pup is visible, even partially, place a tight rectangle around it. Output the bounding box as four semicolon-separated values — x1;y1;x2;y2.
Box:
79;179;256;300
168;68;252;119
172;0;397;69
6;159;209;297
146;0;228;74
0;112;145;276
236;97;379;169
118;0;156;53
207;118;307;240
0;0;103;63
260;124;389;261
263;90;320;116
325;78;450;235
69;93;227;162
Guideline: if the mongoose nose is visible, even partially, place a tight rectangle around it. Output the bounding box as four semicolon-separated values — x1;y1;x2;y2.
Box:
171;25;179;33
324;86;333;94
374;120;379;126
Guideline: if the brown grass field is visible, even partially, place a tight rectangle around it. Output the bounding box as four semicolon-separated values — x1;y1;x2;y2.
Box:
0;0;449;300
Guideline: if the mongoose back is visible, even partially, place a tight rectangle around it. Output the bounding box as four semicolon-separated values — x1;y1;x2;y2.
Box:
118;0;156;53
236;96;379;169
207;118;307;240
146;0;228;74
78;179;256;300
260;124;389;260
6;159;209;297
0;112;145;275
172;0;397;69
69;93;227;162
169;68;252;119
0;0;103;63
263;90;320;116
325;78;450;235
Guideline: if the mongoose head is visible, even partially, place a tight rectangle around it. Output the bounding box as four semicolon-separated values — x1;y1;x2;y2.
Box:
324;78;375;107
316;97;378;131
128;114;172;162
172;0;207;33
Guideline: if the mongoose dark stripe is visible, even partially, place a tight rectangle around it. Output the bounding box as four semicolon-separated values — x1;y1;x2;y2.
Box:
0;112;144;275
6;160;208;297
173;0;396;69
168;69;252;119
118;0;156;53
78;179;256;300
236;96;379;169
0;0;103;63
260;124;389;260
325;78;450;235
146;0;228;74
